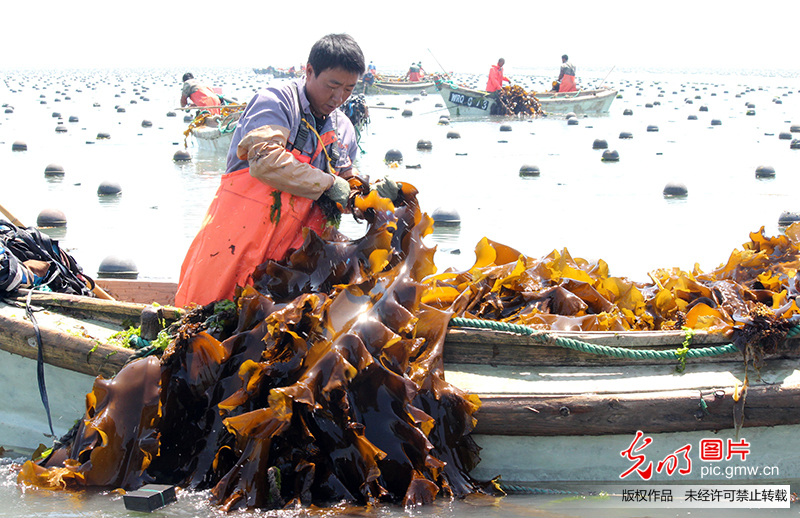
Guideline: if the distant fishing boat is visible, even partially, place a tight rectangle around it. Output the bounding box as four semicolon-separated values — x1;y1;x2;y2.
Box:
181;105;244;154
358;75;440;95
3;282;800;484
436;81;618;117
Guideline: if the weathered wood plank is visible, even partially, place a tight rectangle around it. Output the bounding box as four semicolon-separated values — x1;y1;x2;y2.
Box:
472;383;800;436
95;279;178;306
0;312;135;378
6;289;184;326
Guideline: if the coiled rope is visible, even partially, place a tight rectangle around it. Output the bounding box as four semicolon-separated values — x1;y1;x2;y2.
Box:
447;317;769;361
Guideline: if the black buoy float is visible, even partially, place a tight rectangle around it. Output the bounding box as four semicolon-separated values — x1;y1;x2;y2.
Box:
711;119;722;126
166;111;176;117
755;165;776;178
36;208;67;228
601;149;620;162
51;112;61;118
97;255;139;280
619;131;633;139
55;125;67;133
11;140;27;151
44;163;65;176
699;106;709;112
141;120;153;128
779;132;793;140
384;149;403;163
746;110;756;116
183;115;193;123
68;115;79;122
446;130;460;139
790;125;800;133
688;114;698;120
519;164;540;177
646;125;659;132
778;211;800;227
431;207;461;227
623;109;633;115
97;180;122;195
97;132;111;140
401;109;413;117
416;139;432;150
499;124;512;132
592;139;608;149
173;149;192;162
790;139;800;149
567;118;579;126
663;182;688;197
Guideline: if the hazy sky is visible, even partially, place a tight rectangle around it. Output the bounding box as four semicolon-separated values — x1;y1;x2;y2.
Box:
5;0;799;75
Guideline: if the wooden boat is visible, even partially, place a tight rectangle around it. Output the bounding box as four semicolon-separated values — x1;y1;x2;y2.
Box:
3;281;799;484
358;77;439;96
436;81;618;117
181;106;243;155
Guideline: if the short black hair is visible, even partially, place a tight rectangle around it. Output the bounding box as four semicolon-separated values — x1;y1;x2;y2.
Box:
182;72;193;82
307;34;365;76
562;54;569;61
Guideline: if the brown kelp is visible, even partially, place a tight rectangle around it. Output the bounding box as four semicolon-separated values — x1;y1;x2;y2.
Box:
425;226;800;362
490;85;543;116
18;182;490;509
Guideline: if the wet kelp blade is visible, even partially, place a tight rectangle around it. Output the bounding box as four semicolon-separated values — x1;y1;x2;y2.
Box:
18;183;489;510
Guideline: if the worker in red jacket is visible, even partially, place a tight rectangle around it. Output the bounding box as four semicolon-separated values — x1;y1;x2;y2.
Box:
558;54;578;92
486;58;511;93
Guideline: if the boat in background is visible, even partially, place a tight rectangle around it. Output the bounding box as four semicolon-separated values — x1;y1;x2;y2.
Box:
436;81;617;117
3;281;800;484
181;105;244;155
358;74;440;95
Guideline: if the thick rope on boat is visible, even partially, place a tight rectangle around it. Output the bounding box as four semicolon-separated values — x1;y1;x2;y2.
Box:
497;482;583;495
448;317;749;360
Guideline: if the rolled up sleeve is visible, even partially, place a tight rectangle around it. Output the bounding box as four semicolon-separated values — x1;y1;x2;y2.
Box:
237;124;335;200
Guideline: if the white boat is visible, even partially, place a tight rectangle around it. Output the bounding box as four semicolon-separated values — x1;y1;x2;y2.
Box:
436;81;618;117
359;76;440;96
3;284;800;486
183;106;243;155
191;124;235;154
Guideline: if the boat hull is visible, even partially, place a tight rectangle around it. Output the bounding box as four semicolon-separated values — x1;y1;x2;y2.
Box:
2;287;798;485
360;80;438;96
191;125;234;154
437;83;617;117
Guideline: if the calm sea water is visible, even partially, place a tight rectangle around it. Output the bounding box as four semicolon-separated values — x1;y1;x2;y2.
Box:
3;67;800;516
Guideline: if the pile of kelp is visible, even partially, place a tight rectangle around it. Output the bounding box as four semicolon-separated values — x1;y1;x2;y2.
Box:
424;226;800;359
17;182;494;510
490;84;544;116
16;180;800;509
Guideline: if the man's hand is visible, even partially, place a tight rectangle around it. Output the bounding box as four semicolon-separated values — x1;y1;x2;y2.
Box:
325;176;351;207
372;176;400;201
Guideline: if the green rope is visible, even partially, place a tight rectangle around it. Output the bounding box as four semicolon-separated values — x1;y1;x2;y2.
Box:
448;317;749;360
498;483;582;495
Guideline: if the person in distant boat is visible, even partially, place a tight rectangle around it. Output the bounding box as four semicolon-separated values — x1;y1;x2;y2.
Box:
368;61;377;76
405;62;426;82
180;72;222;115
558;54;577;92
176;34;396;307
486;58;510;93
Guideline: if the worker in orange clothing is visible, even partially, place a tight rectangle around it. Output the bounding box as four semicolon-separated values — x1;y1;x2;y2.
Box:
180;72;222;115
486;58;510;93
558;54;577;92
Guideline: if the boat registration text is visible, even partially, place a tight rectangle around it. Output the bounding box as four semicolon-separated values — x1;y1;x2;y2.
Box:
448;91;489;110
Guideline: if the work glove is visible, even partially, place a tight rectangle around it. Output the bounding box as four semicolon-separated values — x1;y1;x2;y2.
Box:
324;175;351;208
372;176;400;201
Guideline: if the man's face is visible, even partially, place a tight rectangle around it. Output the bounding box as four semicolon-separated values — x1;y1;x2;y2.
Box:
305;65;360;117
